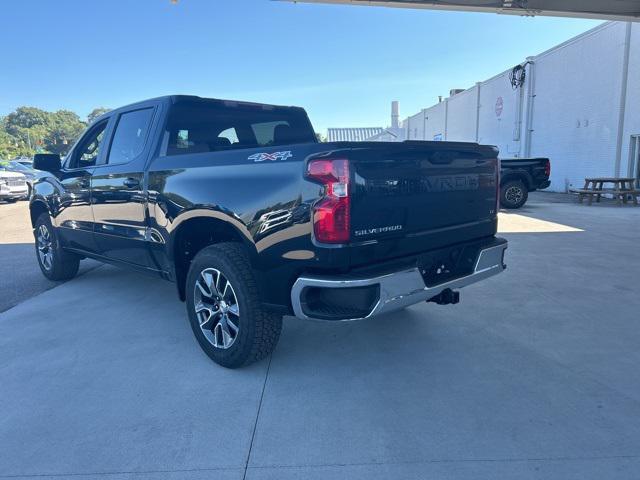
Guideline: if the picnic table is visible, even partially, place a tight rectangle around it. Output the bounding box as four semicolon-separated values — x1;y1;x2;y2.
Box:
571;177;639;205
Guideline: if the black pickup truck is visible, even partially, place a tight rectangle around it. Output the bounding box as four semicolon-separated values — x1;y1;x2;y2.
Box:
500;157;551;209
31;95;507;368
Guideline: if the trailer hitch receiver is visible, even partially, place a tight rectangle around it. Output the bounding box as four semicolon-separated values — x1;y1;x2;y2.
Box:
427;288;460;305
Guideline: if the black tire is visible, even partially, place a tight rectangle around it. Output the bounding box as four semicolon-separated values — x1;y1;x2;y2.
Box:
34;213;80;281
185;242;282;368
500;179;528;209
5;198;18;203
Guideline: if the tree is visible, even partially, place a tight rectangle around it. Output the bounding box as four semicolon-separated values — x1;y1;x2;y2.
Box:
0;106;88;158
4;107;51;154
4;107;49;131
45;110;85;154
0;125;28;160
0;115;30;159
87;107;110;124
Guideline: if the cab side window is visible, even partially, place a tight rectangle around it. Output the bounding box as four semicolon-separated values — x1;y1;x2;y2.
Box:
164;100;316;156
70;120;108;169
107;108;154;165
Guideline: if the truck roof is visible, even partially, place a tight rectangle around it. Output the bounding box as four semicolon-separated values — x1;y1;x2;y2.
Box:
91;95;305;125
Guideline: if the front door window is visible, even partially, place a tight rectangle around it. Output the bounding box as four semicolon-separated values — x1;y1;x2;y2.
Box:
70;121;108;169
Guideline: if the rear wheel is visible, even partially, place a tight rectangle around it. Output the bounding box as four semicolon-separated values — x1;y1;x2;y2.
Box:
34;213;80;280
185;243;282;368
500;179;528;209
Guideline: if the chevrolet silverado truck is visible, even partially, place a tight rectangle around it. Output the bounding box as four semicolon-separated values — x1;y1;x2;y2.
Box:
500;157;551;209
31;95;507;368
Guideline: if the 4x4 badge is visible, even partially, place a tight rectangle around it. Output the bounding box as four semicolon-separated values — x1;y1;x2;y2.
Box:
249;151;293;162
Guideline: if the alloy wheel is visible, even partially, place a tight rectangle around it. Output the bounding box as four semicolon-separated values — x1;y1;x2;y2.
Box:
37;224;54;271
505;185;524;204
193;268;240;349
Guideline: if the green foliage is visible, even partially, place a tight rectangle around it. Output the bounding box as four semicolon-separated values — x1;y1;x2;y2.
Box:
87;107;111;124
0;106;101;159
46;110;86;155
0;117;29;159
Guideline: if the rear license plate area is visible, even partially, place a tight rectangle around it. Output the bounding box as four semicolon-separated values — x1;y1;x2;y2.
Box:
418;244;480;286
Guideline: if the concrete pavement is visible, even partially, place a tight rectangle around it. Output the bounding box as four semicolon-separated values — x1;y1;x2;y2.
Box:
1;193;640;479
0;201;99;312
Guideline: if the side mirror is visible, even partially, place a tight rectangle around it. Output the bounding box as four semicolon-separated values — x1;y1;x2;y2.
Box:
33;153;61;173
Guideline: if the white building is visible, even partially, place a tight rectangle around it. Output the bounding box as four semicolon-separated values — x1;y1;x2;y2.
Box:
367;101;407;142
328;101;407;142
326;127;383;142
401;21;640;192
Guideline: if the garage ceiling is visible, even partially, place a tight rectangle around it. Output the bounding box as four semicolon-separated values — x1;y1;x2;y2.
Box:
281;0;640;22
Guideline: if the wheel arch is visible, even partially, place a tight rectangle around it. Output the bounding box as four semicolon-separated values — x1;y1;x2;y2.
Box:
169;213;258;301
501;170;533;190
29;200;51;228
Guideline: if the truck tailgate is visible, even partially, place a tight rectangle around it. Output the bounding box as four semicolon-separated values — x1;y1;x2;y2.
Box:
344;141;499;265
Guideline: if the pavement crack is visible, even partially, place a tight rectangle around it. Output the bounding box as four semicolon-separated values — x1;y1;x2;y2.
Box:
242;353;273;480
245;454;640;471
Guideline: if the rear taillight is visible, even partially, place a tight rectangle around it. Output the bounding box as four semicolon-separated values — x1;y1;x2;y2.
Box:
306;158;350;244
544;159;551;177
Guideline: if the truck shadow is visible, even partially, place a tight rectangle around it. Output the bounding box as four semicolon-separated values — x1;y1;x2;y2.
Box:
276;306;440;369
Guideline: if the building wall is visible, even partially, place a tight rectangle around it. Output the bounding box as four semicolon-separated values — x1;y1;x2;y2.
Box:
529;22;628;191
405;110;425;140
445;87;478;142
400;21;639;192
367;128;406;142
370;131;398;142
477;72;524;157
424;101;446;141
622;23;640;178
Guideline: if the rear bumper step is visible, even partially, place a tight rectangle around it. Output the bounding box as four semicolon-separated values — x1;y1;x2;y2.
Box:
291;238;507;321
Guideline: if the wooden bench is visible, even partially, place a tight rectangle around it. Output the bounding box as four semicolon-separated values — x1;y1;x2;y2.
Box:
571;188;640;205
570;177;639;206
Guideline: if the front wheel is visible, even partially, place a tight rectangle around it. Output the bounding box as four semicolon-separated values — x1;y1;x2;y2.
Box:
500;179;528;209
34;213;80;280
185;243;282;368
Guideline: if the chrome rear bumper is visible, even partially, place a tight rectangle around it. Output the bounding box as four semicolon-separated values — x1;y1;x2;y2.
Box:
291;240;507;321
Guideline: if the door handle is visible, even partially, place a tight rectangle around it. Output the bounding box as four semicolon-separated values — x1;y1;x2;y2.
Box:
123;177;140;189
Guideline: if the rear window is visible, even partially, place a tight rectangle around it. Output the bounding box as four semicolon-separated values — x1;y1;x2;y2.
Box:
164;100;316;156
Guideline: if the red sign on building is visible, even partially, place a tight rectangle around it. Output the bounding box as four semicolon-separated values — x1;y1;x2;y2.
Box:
495;96;504;117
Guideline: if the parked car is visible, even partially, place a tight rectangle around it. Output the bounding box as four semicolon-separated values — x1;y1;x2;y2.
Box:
0;166;29;202
31;95;508;368
6;160;46;199
12;157;33;168
499;157;551;209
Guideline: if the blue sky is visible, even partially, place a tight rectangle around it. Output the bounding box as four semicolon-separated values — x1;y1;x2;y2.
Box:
0;0;601;133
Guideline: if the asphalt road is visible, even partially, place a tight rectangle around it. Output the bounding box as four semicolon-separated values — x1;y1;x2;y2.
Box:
0;201;99;312
1;193;640;479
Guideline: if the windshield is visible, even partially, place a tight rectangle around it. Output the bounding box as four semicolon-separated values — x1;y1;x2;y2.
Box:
9;161;30;172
